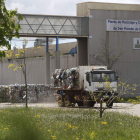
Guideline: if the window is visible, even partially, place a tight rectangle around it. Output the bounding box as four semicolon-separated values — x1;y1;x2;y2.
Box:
92;74;101;82
91;73;116;82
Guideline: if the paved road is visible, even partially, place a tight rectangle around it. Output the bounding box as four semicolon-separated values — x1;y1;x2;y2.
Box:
0;102;140;117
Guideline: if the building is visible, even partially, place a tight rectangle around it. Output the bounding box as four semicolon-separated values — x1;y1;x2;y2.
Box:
77;2;140;94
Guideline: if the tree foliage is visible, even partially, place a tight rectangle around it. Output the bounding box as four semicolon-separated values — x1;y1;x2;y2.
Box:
5;39;41;108
93;39;123;70
0;0;23;58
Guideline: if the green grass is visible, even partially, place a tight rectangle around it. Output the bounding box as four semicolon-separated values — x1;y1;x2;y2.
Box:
0;107;140;140
114;97;140;104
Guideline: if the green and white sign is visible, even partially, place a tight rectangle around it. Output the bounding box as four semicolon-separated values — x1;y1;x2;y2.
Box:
133;38;140;49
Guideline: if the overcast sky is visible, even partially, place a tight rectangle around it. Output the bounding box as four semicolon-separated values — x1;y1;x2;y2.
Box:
5;0;140;16
5;0;140;48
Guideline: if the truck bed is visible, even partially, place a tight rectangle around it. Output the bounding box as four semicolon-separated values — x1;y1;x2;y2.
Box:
50;87;82;91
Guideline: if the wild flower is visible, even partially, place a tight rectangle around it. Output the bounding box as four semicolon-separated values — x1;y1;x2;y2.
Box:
39;128;42;130
101;122;107;124
90;131;96;139
35;115;40;118
51;136;57;140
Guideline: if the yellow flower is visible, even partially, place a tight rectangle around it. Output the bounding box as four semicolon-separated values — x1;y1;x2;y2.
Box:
76;138;79;140
37;46;41;49
35;115;40;118
48;130;51;132
120;122;122;124
51;136;57;140
69;125;72;128
13;68;17;71
101;122;107;124
90;131;96;139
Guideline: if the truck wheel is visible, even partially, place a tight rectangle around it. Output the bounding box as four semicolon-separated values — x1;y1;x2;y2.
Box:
106;101;113;108
58;95;64;107
78;101;83;107
64;95;71;107
90;101;96;107
83;96;90;107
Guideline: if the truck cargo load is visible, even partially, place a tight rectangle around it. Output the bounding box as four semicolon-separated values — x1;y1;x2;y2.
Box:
51;66;107;90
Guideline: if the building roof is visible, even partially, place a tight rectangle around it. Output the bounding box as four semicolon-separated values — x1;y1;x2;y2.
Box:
77;2;140;16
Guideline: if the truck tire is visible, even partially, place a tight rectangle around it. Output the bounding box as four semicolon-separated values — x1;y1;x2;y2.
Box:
106;101;113;108
78;101;83;107
64;95;71;107
83;96;90;107
90;101;96;107
58;95;65;107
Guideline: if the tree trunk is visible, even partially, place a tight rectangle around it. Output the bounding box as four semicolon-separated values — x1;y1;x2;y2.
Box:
100;99;103;118
24;58;28;108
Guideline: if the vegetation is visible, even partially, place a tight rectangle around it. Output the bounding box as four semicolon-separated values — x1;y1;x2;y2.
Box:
0;0;23;58
92;39;123;70
5;39;41;108
114;96;140;104
0;107;140;140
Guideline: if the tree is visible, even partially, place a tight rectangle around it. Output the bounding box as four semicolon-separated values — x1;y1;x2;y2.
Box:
0;0;23;58
92;39;123;70
92;76;140;118
5;39;41;108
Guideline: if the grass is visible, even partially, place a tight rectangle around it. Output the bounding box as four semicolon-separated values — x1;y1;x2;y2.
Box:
114;97;140;104
0;106;140;140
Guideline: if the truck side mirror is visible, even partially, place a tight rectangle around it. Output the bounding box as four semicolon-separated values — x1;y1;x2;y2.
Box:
86;73;89;82
86;73;91;86
89;81;91;86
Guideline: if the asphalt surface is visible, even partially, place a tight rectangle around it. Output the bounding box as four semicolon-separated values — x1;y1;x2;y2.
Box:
0;102;140;117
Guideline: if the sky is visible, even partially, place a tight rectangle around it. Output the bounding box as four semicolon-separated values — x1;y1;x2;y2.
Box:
5;0;140;48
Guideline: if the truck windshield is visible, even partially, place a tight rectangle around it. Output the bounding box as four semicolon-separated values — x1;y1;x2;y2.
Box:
91;73;116;82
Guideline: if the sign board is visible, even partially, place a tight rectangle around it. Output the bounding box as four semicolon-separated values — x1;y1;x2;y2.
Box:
133;38;140;49
107;19;140;32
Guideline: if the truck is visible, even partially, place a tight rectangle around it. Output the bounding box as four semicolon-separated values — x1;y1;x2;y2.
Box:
51;66;118;108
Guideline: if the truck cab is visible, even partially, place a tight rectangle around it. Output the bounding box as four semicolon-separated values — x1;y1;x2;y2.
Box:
84;68;118;106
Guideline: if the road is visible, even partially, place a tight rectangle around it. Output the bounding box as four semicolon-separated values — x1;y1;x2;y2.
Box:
0;102;140;117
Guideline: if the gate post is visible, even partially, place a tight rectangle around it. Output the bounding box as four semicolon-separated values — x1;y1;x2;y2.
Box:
45;37;50;84
55;36;60;69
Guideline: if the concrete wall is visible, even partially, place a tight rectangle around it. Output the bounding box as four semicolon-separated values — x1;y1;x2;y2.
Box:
0;54;78;85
